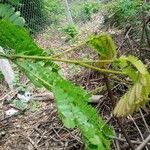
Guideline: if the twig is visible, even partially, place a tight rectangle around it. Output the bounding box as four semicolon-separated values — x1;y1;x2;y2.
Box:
129;115;149;150
51;42;86;58
32;92;103;104
129;115;145;141
112;136;150;146
126;113;150;124
136;135;150;150
113;130;121;150
127;35;134;55
139;109;150;134
27;136;38;150
117;26;132;51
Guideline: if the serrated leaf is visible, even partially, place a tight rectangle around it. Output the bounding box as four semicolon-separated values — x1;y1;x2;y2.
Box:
11;99;28;110
127;56;147;74
53;79;112;149
87;34;116;60
0;20;43;55
17;61;60;91
63;118;76;128
123;66;138;82
114;56;150;117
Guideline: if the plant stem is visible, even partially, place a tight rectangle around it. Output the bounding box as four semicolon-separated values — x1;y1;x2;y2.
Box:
103;74;135;150
0;53;112;63
52;57;113;64
0;53;125;75
77;62;125;75
52;42;86;58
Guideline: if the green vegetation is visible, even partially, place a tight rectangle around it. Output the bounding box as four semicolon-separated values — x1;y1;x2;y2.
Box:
0;19;113;149
0;4;25;27
62;24;78;38
114;56;150;117
1;1;150;149
43;0;64;25
104;0;144;27
20;0;48;34
71;1;100;23
1;17;150;148
2;0;48;33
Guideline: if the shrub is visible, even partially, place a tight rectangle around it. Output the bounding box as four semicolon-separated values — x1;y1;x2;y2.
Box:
43;0;64;25
72;1;100;23
104;0;143;27
82;2;99;21
0;20;113;149
62;24;78;38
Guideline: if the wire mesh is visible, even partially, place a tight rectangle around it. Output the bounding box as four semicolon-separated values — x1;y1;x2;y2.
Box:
1;0;49;35
0;0;103;34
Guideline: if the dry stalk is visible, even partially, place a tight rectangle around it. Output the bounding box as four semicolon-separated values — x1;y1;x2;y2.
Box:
103;74;135;150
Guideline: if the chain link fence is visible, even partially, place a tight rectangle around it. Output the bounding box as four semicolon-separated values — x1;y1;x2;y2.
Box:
1;0;103;34
1;0;49;34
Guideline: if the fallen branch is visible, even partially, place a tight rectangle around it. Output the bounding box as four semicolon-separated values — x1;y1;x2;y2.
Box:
32;92;103;104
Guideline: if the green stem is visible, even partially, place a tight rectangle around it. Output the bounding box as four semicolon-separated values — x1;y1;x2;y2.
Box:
51;42;86;58
0;53;126;75
0;53;112;63
77;62;125;75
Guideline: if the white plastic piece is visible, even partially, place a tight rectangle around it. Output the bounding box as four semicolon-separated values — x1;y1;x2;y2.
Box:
17;91;32;103
5;108;18;116
0;47;15;89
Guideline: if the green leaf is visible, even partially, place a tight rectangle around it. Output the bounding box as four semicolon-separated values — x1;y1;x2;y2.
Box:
114;56;150;117
16;59;112;149
30;101;39;113
11;99;28;110
0;20;59;71
0;4;25;27
127;55;148;74
63;118;76;128
89;135;102;145
17;61;60;90
0;20;45;55
53;79;112;149
87;34;116;60
122;66;138;82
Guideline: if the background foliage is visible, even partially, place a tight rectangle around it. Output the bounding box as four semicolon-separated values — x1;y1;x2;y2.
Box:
104;0;144;27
